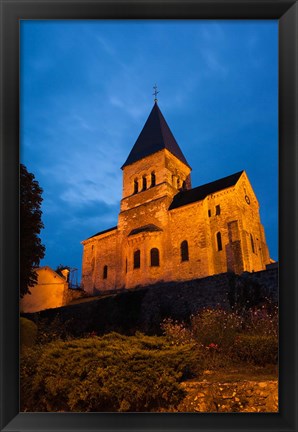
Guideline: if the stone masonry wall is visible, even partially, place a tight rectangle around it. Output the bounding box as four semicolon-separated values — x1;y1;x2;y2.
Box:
23;268;278;336
81;230;119;295
178;380;278;412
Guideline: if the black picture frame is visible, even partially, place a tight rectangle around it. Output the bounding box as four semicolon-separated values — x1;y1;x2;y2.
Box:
0;1;297;431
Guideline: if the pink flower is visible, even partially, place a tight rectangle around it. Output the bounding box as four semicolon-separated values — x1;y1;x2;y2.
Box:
206;342;219;350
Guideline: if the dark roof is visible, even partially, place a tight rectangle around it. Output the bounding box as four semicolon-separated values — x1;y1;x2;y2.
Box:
122;102;190;169
169;171;244;210
128;224;163;236
87;226;117;240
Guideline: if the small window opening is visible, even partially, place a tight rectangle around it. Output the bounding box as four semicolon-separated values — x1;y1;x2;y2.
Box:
177;177;181;189
133;250;140;269
216;205;221;215
103;265;108;279
216;232;222;251
134;179;139;194
150;248;160;267
142;176;147;191
208;209;211;217
250;234;255;254
182;180;186;190
125;258;128;273
181;240;189;262
151;172;156;187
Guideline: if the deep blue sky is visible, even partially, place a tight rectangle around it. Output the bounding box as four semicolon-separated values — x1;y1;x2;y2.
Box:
20;20;278;283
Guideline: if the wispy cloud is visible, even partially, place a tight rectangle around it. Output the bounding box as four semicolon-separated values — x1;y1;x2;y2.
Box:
70;114;94;131
21;20;278;273
201;49;228;76
40;146;123;208
61;212;118;231
201;22;226;43
96;36;116;57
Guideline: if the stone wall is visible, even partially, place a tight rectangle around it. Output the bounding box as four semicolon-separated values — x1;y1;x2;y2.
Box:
23;268;278;336
63;287;88;305
178;380;278;412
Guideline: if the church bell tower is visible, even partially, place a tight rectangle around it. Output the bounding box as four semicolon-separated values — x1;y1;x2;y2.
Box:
120;96;192;214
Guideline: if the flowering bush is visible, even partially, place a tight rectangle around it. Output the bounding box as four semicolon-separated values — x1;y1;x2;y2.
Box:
244;303;278;338
161;318;193;345
161;305;278;368
190;308;243;351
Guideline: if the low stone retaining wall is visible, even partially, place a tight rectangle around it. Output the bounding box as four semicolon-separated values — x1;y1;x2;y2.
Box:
23;268;278;336
178;380;278;412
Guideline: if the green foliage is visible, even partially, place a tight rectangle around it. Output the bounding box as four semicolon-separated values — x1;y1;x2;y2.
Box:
20;332;202;412
20;345;43;411
20;317;37;351
35;315;75;344
233;335;278;366
20;164;45;297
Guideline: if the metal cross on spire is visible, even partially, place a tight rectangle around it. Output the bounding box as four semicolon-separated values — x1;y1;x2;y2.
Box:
153;84;159;103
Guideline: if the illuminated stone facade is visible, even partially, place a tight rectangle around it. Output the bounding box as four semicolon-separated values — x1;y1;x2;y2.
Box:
20;266;69;313
81;102;271;295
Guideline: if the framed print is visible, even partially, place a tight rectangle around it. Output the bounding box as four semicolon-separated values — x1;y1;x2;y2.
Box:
0;1;297;431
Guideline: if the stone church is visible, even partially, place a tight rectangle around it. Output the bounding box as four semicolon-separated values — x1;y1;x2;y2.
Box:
81;101;271;295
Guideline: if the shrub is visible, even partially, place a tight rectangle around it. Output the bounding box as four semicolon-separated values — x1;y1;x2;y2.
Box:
20;332;202;412
190;308;243;351
35;315;76;344
233;334;278;365
161;318;193;345
20;317;37;351
244;304;278;338
20;345;43;411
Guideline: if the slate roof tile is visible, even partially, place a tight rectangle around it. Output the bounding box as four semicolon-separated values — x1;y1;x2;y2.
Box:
122;102;190;168
87;226;117;240
128;224;163;236
169;171;244;210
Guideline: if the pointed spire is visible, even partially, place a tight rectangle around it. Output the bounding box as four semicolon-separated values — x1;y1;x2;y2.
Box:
121;103;190;169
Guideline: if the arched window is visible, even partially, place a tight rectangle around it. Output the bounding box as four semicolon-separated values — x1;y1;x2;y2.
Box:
103;265;108;279
134;179;139;194
216;232;222;251
181;240;189;262
216;205;221;215
133;250;140;269
150;248;160;267
151;172;156;187
250;234;255;253
142;176;147;191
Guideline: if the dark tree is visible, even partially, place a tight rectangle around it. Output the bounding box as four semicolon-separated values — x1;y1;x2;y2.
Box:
20;164;45;297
